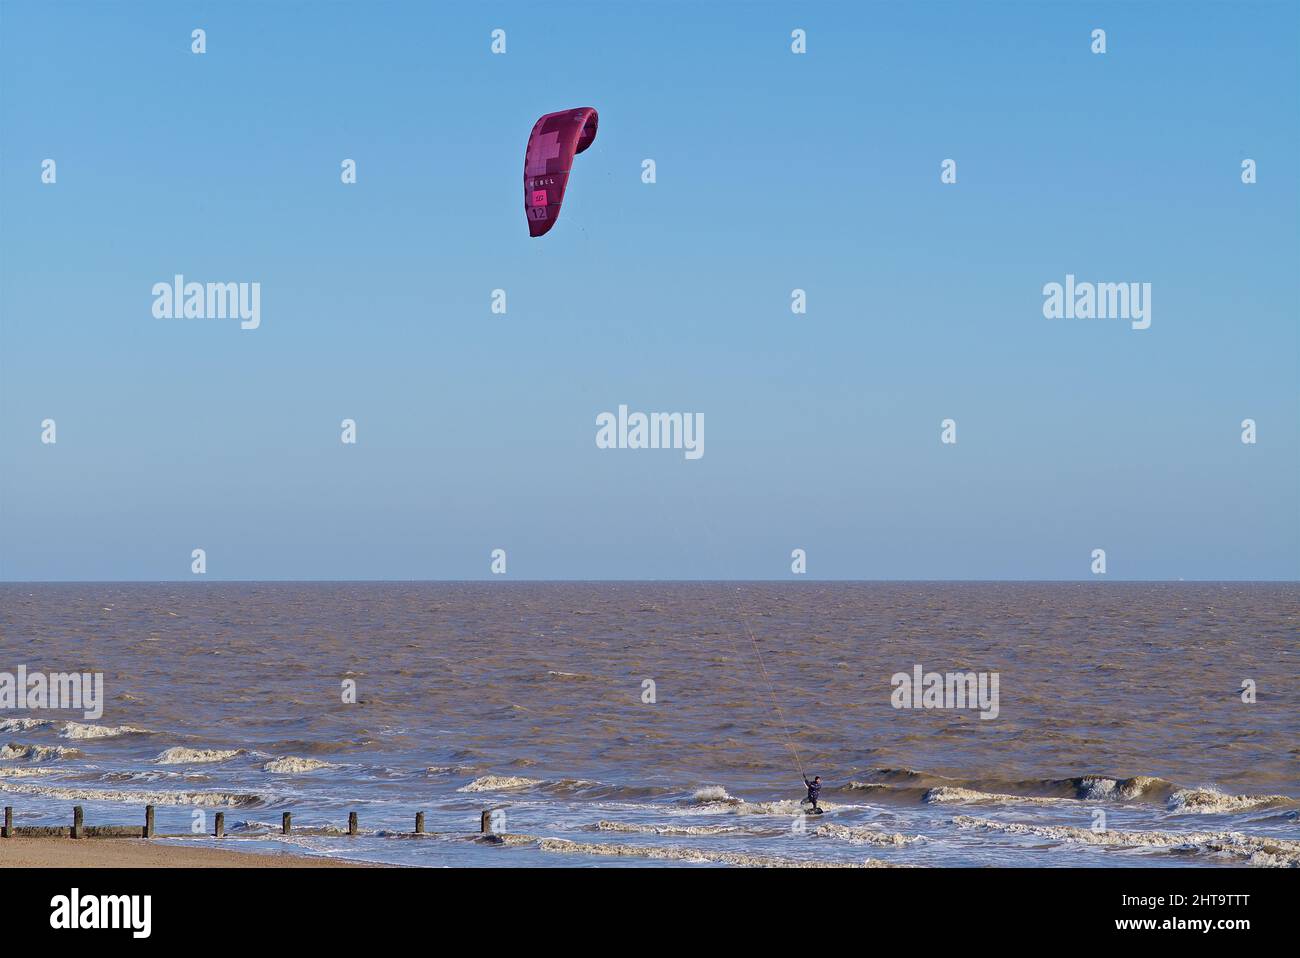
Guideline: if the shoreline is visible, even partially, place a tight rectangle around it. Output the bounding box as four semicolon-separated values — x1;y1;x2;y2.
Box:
0;837;377;868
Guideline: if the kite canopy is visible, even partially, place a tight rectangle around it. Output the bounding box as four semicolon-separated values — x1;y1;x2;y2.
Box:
523;107;598;237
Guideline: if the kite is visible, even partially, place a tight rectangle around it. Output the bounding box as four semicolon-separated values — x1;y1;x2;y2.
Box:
523;107;598;237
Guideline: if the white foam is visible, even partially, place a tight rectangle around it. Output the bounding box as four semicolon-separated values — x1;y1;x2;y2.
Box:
953;815;1300;866
60;722;149;740
535;836;891;868
923;786;1063;807
0;743;81;762
262;756;337;774
595;820;742;837
0;780;262;807
0;719;52;733
155;747;244;765
458;774;543;792
0;766;59;778
691;785;738;803
816;822;923;846
1075;775;1162;801
1168;787;1292;815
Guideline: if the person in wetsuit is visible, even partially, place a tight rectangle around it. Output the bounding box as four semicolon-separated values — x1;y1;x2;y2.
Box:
802;775;823;813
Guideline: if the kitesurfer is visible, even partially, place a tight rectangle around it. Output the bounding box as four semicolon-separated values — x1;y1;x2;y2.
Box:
801;774;822;813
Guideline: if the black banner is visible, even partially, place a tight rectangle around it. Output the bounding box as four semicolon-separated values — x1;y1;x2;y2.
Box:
0;865;1284;944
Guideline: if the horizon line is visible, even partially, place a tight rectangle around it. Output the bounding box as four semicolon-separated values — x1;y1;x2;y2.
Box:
1;578;1296;585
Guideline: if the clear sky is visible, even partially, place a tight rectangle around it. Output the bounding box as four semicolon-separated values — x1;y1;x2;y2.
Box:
1;1;1296;581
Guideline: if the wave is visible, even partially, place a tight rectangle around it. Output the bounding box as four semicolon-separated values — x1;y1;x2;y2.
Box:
223;819;353;836
854;767;1293;816
738;799;839;815
815;822;924;846
923;786;1068;807
1066;775;1170;802
0;743;81;762
155;747;244;765
0;719;54;733
425;765;479;776
683;796;848;817
533;836;891;868
0;780;264;807
456;773;616;795
594;820;743;837
674;785;855;818
690;785;737;804
263;756;337;774
99;770;206;784
60;722;150;740
0;719;151;740
851;769;1172;803
0;766;60;778
459;774;545;792
1168;787;1296;815
920;781;1297;817
953;815;1300;867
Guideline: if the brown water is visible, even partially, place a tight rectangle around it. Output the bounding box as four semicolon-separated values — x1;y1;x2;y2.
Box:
1;582;1296;867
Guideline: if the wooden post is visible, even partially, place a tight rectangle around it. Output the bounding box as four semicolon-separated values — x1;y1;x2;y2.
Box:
143;805;155;838
72;805;84;839
348;811;358;836
214;812;224;838
3;806;11;838
282;812;292;835
480;809;493;834
415;812;425;834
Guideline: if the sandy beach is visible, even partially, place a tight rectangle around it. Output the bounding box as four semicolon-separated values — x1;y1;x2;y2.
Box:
0;837;372;868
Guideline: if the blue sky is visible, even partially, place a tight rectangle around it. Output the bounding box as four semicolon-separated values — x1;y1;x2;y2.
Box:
1;1;1296;580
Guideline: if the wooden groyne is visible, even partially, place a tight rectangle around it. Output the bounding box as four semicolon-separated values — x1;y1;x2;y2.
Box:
1;804;504;840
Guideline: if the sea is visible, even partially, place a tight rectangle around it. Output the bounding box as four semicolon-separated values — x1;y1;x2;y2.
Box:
1;582;1296;867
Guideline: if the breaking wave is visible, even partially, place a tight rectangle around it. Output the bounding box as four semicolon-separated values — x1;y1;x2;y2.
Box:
853;768;1295;818
0;719;54;733
456;774;608;794
594;820;742;837
0;743;81;762
0;766;60;778
0;780;264;807
923;786;1068;807
815;822;924;846
690;785;738;804
155;747;245;765
263;756;337;774
1168;787;1296;815
60;722;150;740
0;719;150;740
459;774;545;792
1068;776;1168;801
533;836;891;867
953;815;1300;867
